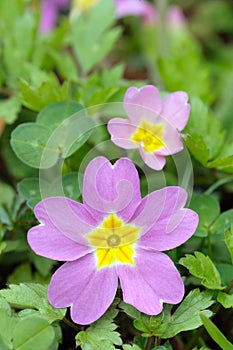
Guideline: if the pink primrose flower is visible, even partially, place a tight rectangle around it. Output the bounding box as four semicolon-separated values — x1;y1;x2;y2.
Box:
27;157;198;325
108;85;190;170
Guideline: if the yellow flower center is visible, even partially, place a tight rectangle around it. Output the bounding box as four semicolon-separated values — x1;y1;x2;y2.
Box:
87;214;140;269
72;0;99;14
131;120;164;153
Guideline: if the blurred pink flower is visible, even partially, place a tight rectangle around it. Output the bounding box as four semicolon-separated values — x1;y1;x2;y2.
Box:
40;0;70;33
114;0;157;24
28;156;198;325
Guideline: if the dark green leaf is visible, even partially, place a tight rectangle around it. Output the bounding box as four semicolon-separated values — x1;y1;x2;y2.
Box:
200;313;233;350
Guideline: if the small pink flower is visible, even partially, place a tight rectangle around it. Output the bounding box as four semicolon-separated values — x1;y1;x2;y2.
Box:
28;157;198;325
108;85;190;170
114;0;157;24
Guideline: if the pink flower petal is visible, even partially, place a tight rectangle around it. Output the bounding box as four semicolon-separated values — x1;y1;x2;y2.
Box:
48;253;118;325
117;249;184;314
124;86;163;125
107;118;138;149
162;91;190;131
139;145;166;170
83;157;141;221
157;126;184;156
32;197;102;244
139;208;198;251
131;186;188;232
114;0;157;23
28;223;92;261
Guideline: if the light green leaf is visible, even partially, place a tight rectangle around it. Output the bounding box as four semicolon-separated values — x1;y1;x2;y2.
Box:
0;283;66;323
211;210;233;235
180;251;225;289
208;156;233;173
71;0;121;73
225;227;233;263
189;194;220;237
0;308;19;349
200;313;233;350
123;345;142;350
184;134;209;166
217;292;233;308
13;316;55;350
0;96;21;124
10;122;58;168
76;301;122;349
18;77;72;112
156;289;213;338
11;102;93;168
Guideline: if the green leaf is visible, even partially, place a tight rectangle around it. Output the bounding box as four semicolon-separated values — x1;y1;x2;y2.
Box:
189;194;220;237
184;134;209;166
156;289;213;338
10;122;58;169
0;97;21;124
200;313;233;350
208;156;233;173
13;316;55;350
119;301;142;320
217;292;233;308
211;210;233;235
0;283;66;323
71;0;121;73
225;227;233;263
185;97;225;166
0;308;19;349
18;173;81;209
11;102;93;168
18;77;72;112
123;345;142;350
76;301;122;349
180;251;225;289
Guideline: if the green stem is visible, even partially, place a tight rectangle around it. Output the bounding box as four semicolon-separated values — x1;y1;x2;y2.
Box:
204;177;233;195
63;317;80;332
145;336;153;350
225;278;233;294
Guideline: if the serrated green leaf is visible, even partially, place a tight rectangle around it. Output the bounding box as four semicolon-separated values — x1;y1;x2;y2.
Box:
180;251;224;289
217;292;233;308
76;301;122;349
71;0;121;73
123;345;142;350
200;313;233;350
156;289;213;338
13;316;55;350
225;227;233;263
119;301;141;320
0;283;66;323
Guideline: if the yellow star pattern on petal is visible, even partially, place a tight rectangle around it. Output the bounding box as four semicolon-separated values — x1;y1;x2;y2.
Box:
131;120;164;153
87;214;140;269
